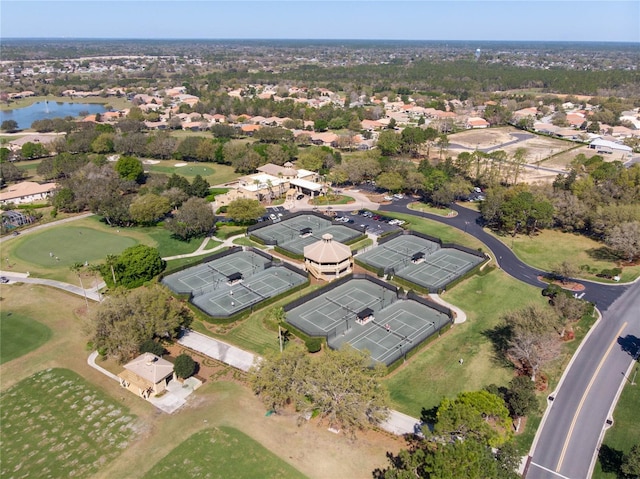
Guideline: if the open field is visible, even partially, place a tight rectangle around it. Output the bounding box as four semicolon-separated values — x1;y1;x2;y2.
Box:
383;268;546;416
0;310;52;364
144;426;307;479
491;228;640;283
593;370;640;479
1;368;138;479
2;215;203;282
0;283;400;479
144;160;240;186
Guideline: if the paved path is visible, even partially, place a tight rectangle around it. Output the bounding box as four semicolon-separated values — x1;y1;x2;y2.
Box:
0;271;104;302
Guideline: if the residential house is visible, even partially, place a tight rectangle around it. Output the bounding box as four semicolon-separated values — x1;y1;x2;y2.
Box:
0;181;58;205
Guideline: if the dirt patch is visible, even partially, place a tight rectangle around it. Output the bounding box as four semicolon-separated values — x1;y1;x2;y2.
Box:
165;343;245;385
537;276;585;292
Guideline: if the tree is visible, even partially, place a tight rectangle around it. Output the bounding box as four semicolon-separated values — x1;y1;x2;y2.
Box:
102;244;165;289
91;133;115;154
139;339;166;356
622;444;640;478
226;198;266;223
552;260;578;285
20;142;48;159
91;284;192;363
376;130;401;156
174;353;197;379
1;120;19;132
250;344;389;436
505;376;538;432
0;161;25;183
375;171;405;192
165;197;216;240
129;193;171;225
431;390;512;447
502;304;563;381
115;155;144;183
188;174;210;198
606;221;640;262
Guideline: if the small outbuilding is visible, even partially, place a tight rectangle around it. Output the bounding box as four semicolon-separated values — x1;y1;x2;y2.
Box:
303;233;353;282
411;252;425;264
118;353;175;399
356;307;374;325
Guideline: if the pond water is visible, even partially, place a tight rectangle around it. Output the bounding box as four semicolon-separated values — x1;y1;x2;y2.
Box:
1;101;107;129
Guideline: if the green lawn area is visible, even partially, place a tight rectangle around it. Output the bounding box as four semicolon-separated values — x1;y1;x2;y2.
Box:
145;161;240;186
349;237;373;252
143;426;307;479
593;368;640;479
3;216;203;282
376;211;489;253
384;268;547;417
310;194;355;205
232;236;267;249
216;224;247;240
407;202;456;217
0;368;137;479
494;229;640;283
0;310;52;364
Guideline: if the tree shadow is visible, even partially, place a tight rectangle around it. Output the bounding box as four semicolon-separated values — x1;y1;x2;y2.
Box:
420;405;438;425
481;324;513;368
617;335;640;358
598;444;625;477
587;247;621;262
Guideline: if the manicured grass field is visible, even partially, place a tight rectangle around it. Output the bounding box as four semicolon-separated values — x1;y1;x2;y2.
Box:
144;426;307;479
496;229;640;283
0;368;137;479
3;216;205;282
593;370;640;479
310;194;355;205
12;225;137;269
145;161;240;186
407;202;456;217
0;310;52;364
383;268;547;417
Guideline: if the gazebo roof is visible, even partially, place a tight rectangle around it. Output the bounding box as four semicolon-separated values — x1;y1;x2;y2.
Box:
303;233;351;263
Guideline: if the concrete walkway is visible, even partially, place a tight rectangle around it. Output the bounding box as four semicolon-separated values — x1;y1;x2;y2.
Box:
429;293;467;324
0;271;104;302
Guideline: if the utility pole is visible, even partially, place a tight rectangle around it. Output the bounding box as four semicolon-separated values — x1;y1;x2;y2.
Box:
278;325;283;353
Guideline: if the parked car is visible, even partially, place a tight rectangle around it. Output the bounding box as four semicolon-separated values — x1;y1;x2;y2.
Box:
0;276;9;283
296;194;305;200
269;213;277;221
383;196;394;201
393;193;405;199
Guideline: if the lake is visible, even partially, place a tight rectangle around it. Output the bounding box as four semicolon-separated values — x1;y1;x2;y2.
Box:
1;101;107;129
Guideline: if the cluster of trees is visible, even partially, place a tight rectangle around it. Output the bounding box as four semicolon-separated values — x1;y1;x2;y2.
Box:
100;244;165;289
249;344;389;436
47;154;216;237
378;389;527;479
91;284;192;363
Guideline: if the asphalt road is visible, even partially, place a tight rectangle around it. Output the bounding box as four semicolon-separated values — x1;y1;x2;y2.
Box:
527;280;640;479
380;199;636;478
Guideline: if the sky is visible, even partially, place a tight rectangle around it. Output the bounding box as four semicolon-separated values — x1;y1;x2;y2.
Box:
1;1;639;43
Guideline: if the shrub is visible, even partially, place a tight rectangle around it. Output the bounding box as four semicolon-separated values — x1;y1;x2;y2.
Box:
305;337;322;353
174;353;197;379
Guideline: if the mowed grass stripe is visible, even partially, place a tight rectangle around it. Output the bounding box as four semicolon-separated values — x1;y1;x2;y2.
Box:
1;368;137;479
144;426;307;479
0;310;52;364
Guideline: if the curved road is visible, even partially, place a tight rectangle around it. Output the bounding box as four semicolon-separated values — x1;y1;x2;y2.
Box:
380;199;639;479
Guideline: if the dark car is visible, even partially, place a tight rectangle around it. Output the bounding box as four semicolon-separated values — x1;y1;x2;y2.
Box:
0;277;9;283
296;194;305;200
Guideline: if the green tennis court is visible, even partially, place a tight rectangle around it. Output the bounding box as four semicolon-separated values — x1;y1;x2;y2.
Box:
285;277;452;366
162;250;307;318
357;234;484;292
251;214;362;255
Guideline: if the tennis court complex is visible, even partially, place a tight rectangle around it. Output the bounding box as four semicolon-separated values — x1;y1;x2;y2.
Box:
162;249;307;318
357;234;485;292
285;276;452;366
250;214;362;255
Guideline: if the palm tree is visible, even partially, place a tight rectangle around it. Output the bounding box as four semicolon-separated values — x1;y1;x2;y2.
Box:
71;262;89;309
105;254;118;286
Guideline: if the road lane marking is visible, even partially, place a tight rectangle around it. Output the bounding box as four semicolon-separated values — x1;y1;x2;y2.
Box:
556;322;628;472
529;461;572;479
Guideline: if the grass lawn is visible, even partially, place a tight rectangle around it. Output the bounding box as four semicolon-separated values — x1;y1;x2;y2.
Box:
593;369;640;479
376;211;489;253
232;236;267;249
0;368;137;479
350;237;373;252
144;426;307;479
3;216;203;282
383;268;547;417
310;194;355;205
145;161;239;186
0;309;52;364
493;229;640;283
407;202;456;217
216;224;247;240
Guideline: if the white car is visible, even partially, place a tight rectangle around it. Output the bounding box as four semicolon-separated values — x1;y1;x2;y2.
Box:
393;193;405;199
384;196;394;201
269;214;277;221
